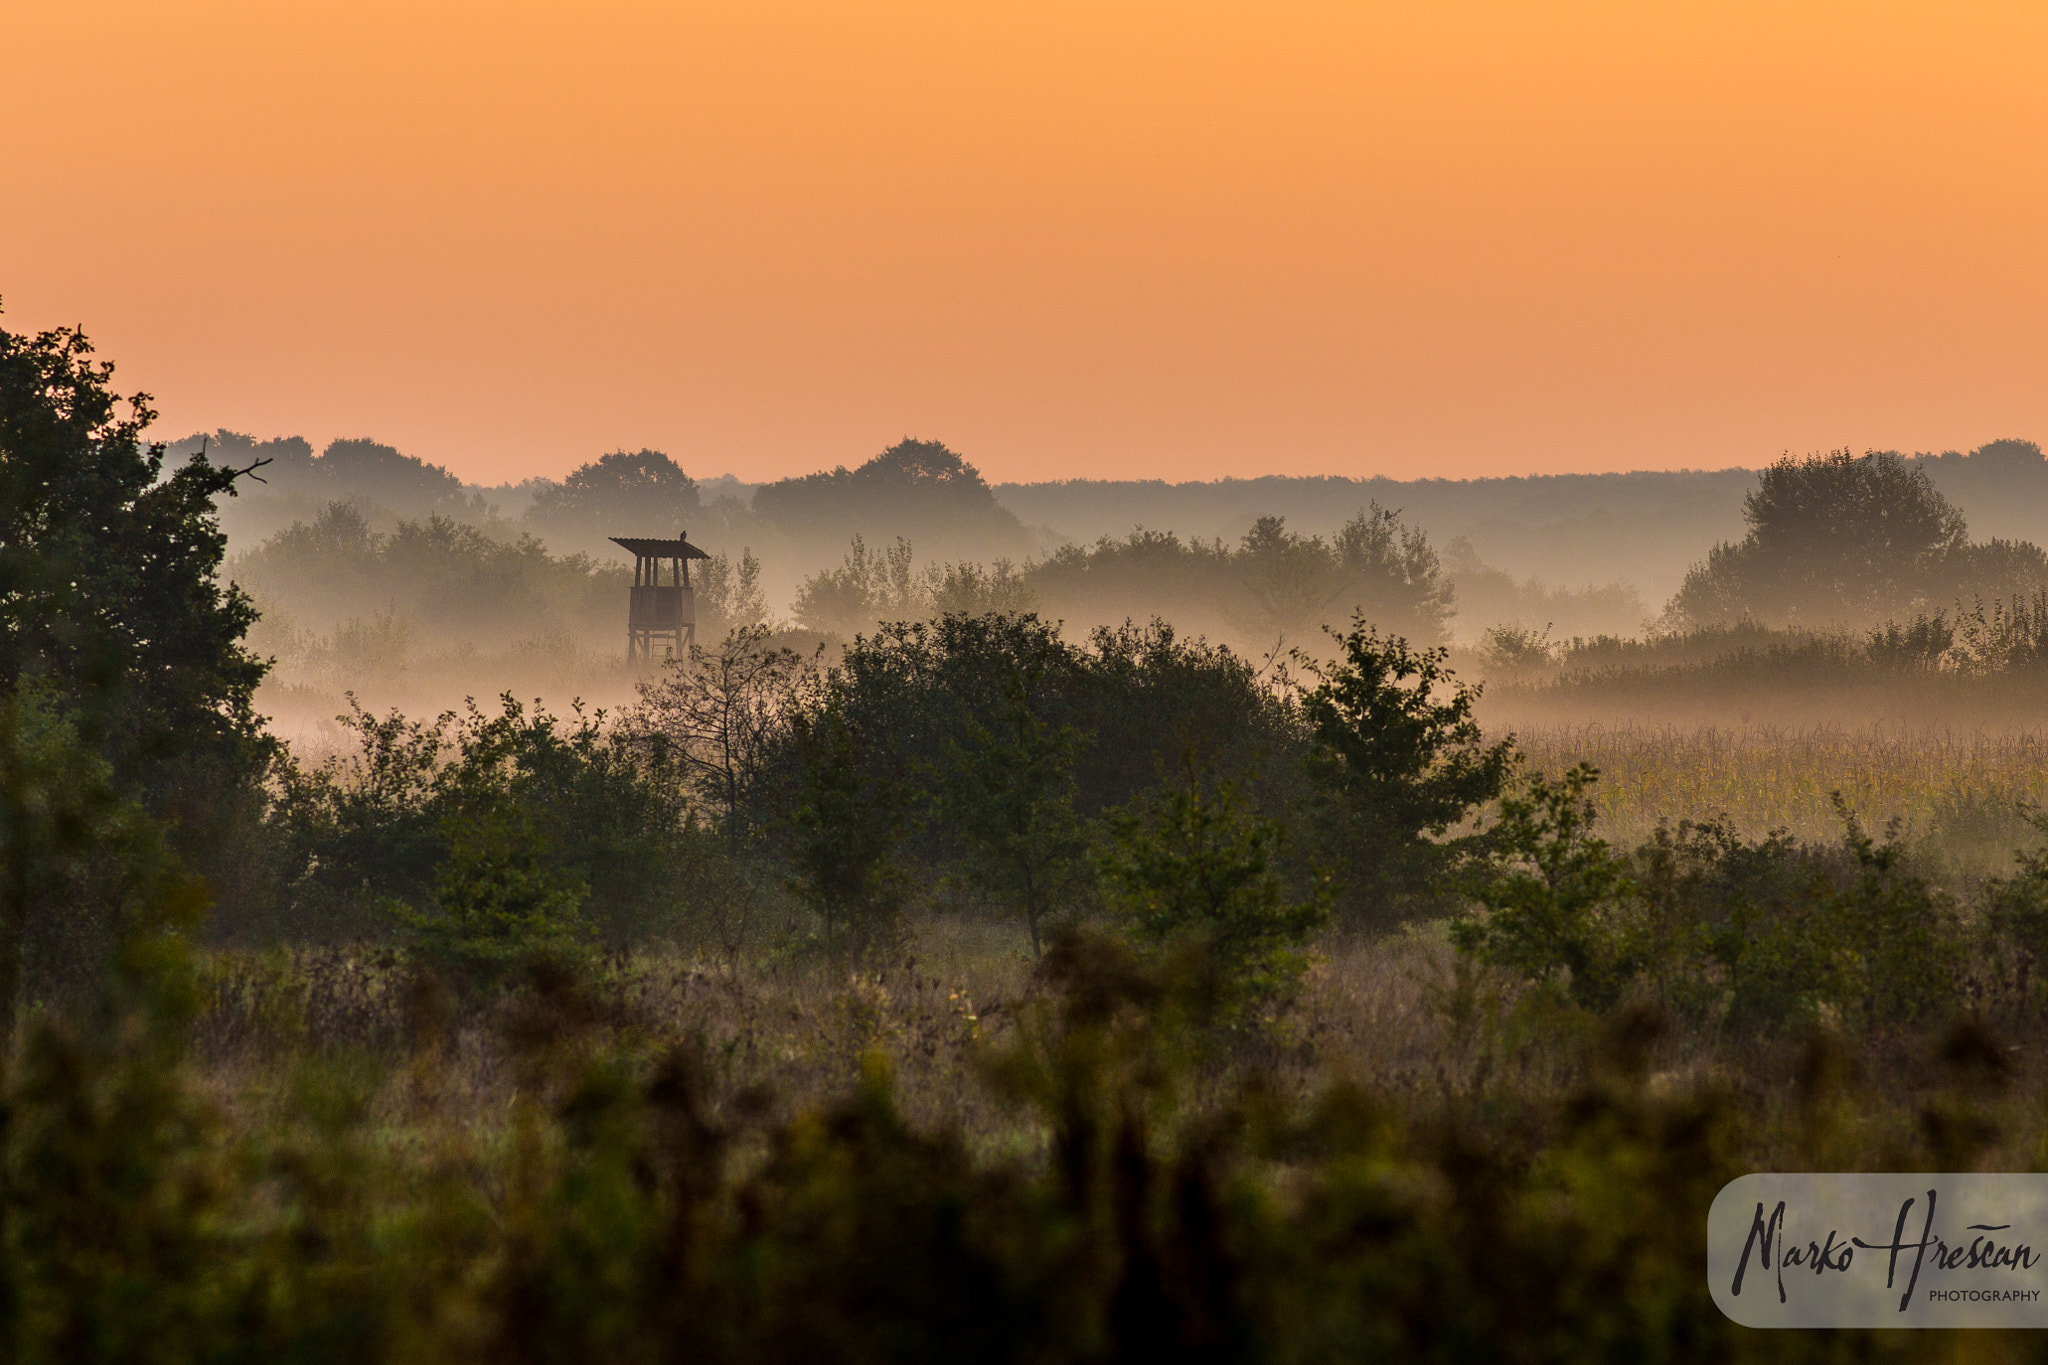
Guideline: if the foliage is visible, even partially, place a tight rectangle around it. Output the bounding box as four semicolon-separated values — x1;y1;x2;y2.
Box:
0;318;272;831
628;626;822;856
1982;805;2048;1007
232;501;624;659
10;701;2048;1362
1026;504;1454;652
1456;780;1963;1033
1476;620;1558;681
782;614;1305;868
754;438;1030;565
938;644;1094;956
388;803;593;993
780;700;913;955
0;686;210;1042
1501;612;2048;729
1946;589;2048;674
693;546;771;634
1235;506;1455;648
1451;765;1640;1011
524;447;704;549
1298;618;1515;925
275;693;702;946
0;905;1852;1365
316;437;473;510
1668;447;2048;628
792;535;1032;637
1100;769;1329;1020
792;535;922;636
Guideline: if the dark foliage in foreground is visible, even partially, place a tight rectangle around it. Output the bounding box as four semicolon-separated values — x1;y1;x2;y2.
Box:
6;911;2019;1365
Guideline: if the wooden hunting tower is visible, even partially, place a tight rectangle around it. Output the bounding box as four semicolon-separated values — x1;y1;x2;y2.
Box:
612;533;710;661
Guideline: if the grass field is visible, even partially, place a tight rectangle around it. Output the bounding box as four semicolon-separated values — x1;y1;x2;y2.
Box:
1507;723;2048;874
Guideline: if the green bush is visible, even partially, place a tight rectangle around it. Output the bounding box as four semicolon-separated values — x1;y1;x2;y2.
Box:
388;804;593;994
1457;778;1964;1034
1451;764;1640;1011
1298;618;1514;927
274;693;703;946
1100;769;1329;1023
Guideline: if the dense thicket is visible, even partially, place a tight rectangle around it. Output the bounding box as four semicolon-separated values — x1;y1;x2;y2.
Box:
268;695;709;949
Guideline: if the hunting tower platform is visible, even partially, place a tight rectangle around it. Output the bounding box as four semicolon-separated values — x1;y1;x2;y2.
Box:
612;534;710;661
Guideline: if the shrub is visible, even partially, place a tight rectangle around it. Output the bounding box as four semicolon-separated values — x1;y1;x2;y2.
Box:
1298;618;1515;926
274;693;703;946
1459;783;1965;1034
781;701;913;956
388;803;593;993
1983;806;2048;1006
1099;768;1330;1022
1451;764;1640;1011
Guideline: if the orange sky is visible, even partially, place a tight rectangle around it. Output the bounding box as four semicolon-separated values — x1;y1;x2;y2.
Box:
4;1;2045;485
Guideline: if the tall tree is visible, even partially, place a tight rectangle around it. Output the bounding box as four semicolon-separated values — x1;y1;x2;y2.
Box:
526;448;703;546
0;318;271;825
752;438;1030;564
1668;449;1981;627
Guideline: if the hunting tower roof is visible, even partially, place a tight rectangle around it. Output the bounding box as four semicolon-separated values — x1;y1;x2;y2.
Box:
610;535;711;559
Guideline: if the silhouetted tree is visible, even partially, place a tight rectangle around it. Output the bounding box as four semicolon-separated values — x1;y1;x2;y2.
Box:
1298;618;1515;927
1238;505;1453;648
1665;448;2039;627
316;437;470;511
752;438;1029;563
0;318;271;825
526;448;703;546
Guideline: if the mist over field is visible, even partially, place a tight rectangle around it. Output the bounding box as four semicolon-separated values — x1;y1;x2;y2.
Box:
171;425;2048;740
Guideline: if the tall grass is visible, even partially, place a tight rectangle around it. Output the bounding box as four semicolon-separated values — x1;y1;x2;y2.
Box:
1515;724;2048;863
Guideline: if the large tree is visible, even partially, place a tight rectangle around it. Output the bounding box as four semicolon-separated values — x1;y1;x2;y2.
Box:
751;438;1030;564
1666;448;2018;627
0;318;270;815
2;317;270;1018
526;448;703;546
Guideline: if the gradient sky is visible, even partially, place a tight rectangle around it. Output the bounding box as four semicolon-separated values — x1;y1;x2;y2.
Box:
4;1;2044;485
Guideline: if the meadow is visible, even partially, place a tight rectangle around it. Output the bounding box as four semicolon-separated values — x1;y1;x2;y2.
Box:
19;683;2035;1363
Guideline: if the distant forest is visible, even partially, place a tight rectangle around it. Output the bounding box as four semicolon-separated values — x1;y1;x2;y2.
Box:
166;429;2048;693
